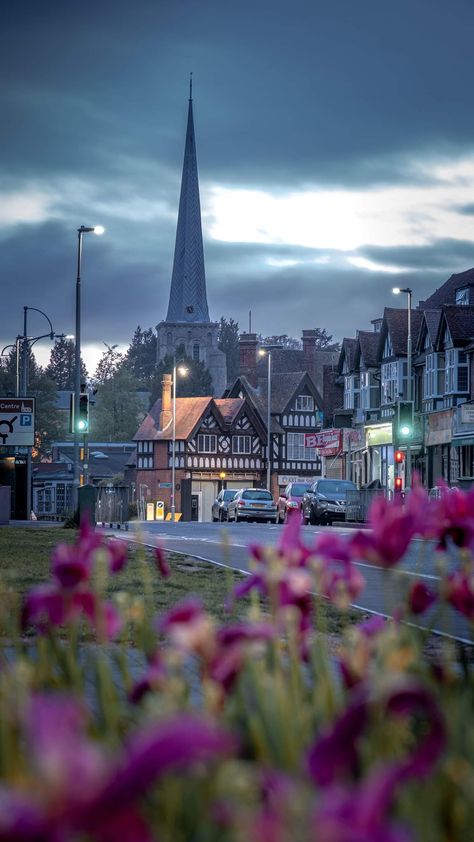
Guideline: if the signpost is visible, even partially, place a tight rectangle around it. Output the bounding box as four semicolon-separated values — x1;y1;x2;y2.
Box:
0;398;35;447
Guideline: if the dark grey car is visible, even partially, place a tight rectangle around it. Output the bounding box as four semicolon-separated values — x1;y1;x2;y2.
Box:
301;478;357;525
227;488;277;523
211;489;237;522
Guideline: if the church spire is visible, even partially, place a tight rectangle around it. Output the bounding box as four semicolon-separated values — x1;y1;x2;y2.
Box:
165;83;210;323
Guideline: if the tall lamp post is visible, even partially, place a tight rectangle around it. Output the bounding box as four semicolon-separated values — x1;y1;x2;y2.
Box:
171;361;188;522
258;348;272;491
393;286;413;489
73;225;104;508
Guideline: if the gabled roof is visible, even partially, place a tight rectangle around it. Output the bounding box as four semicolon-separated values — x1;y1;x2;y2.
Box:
422;268;474;309
379;308;423;358
133;396;260;442
224;372;323;432
354;331;379;369
337;338;357;375
415;309;442;353
435;305;474;349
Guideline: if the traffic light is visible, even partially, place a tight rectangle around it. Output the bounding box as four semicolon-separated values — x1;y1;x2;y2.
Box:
397;401;414;439
394;476;404;492
394;449;404;464
77;392;89;433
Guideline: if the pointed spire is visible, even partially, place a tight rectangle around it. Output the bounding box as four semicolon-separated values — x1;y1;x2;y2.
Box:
165;83;210;324
189;71;193;101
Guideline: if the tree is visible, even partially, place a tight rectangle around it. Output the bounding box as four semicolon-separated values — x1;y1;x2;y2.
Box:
91;368;146;441
218;317;240;383
313;328;340;352
149;344;212;404
94;344;124;384
0;349;18;396
45;337;88;390
259;334;302;350
28;366;66;460
124;326;157;388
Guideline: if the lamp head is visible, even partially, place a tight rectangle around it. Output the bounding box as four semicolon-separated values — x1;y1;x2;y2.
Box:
93;225;105;235
177;365;188;377
392;286;412;295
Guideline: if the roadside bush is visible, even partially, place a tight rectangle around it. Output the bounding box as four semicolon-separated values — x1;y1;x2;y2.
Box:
2;483;474;840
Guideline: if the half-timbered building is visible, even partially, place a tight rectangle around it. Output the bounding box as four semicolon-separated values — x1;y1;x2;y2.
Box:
134;374;266;521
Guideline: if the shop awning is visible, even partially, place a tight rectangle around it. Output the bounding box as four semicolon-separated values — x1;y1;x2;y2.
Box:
452;437;474;447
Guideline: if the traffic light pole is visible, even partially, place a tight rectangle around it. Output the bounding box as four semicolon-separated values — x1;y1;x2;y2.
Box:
73;229;83;510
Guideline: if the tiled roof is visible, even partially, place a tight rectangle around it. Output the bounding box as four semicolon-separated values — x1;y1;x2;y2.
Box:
322;367;343;424
256;348;303;375
339;338;357;372
134;397;212;441
421;310;442;347
422;268;474;309
213;398;244;424
381;308;424;357
439;305;474;347
357;331;379;368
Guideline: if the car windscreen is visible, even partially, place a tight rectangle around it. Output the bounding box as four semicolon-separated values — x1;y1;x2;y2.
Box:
317;481;356;497
223;490;236;501
291;484;312;496
242;490;273;500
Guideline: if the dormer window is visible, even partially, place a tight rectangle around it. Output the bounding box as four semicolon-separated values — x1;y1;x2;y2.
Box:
455;287;469;306
295;395;314;411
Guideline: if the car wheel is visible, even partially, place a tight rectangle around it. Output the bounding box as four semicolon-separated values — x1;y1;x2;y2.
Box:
218;510;224;522
309;507;318;526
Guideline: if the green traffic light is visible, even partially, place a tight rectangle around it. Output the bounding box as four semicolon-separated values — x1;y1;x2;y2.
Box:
400;424;411;436
77;420;88;431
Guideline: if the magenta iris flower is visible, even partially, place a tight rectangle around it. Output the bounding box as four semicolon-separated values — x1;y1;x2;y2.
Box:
307;697;368;786
407;580;437;615
445;569;474;619
431;486;474;550
154;545;170;578
350;496;416;568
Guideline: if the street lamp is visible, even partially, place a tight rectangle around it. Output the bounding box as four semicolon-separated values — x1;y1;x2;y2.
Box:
392;286;413;489
171;361;188;522
74;225;104;507
258;348;272;491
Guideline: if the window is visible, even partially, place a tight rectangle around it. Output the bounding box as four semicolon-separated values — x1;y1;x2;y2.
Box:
455;287;469;305
460;445;474;478
445;349;469;394
381;361;399;404
138;441;153;453
197;434;217;453
287;432;316;461
295;395;314;411
424;353;444;399
232;435;251;454
137;441;153;469
343;375;360;409
193;343;200;362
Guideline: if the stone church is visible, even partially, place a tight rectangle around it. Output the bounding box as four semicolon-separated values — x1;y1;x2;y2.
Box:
156;84;227;396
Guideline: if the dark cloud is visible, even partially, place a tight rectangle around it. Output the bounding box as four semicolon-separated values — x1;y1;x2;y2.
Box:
3;0;474;368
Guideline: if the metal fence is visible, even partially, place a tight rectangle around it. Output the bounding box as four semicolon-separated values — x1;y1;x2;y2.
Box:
95;485;131;526
345;488;392;523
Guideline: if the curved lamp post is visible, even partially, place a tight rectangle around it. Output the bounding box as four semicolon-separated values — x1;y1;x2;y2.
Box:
73;225;104;506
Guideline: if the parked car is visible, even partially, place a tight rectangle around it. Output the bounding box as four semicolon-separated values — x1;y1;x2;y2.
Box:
301;478;357;525
227;488;278;523
211;489;237;521
277;481;314;523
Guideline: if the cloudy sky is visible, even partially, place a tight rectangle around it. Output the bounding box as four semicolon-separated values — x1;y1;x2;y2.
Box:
2;0;474;373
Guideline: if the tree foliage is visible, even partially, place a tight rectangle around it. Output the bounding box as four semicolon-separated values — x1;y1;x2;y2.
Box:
218;317;240;383
94;344;124;385
259;334;302;350
45;338;87;390
124;326;157;388
91;368;147;442
150;344;212;404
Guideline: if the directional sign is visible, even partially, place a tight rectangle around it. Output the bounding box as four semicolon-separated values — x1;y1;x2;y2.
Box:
0;398;35;446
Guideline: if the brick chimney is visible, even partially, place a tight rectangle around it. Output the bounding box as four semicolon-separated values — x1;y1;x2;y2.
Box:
160;373;172;430
302;329;317;376
239;333;258;387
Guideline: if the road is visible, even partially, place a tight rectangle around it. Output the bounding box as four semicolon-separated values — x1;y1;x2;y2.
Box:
106;520;474;645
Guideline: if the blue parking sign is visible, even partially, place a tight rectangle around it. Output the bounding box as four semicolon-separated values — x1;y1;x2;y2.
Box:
20;414;32;426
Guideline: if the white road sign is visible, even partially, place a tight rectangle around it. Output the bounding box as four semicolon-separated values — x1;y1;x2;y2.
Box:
0;398;35;446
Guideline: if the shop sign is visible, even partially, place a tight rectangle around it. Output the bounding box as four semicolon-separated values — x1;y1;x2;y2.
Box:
460;404;474;424
305;429;342;456
365;423;392;447
425;409;453;446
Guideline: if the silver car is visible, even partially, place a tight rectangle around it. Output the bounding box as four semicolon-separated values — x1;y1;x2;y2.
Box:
211;489;237;521
227;488;277;523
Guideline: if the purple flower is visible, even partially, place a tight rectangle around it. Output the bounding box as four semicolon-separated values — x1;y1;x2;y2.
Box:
51;542;91;589
350;496;416;569
277;510;312;567
445;569;474;620
157;596;205;631
154;545;170;578
129;652;166;704
431;486;474;550
108;539;129;574
307;698;368;787
407;580;437;615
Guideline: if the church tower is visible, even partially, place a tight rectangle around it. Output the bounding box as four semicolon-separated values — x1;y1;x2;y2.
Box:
156;80;227;396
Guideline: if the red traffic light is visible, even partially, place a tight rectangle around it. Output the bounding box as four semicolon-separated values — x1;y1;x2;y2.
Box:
394;476;403;492
394;450;404;463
